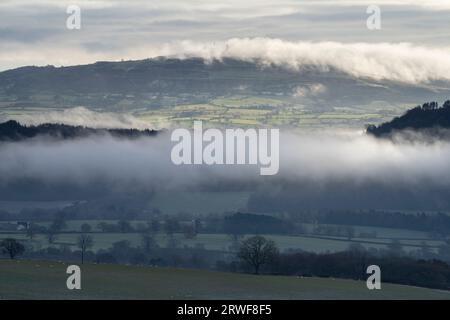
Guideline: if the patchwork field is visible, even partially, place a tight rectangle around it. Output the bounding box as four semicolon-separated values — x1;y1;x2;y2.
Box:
1;259;449;299
0;96;404;129
1;228;444;254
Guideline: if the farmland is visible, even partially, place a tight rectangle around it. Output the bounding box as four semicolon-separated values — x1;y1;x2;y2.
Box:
0;219;445;254
0;96;402;130
1;259;449;299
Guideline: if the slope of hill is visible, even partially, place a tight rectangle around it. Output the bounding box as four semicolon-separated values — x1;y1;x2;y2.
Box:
367;101;450;138
0;120;158;141
1;58;450;118
1;260;449;299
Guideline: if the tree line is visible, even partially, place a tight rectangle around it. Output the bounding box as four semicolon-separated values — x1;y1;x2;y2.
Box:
0;120;158;142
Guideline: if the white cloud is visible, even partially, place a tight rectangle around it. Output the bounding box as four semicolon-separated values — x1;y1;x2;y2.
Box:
157;38;450;84
293;84;327;98
1;129;450;190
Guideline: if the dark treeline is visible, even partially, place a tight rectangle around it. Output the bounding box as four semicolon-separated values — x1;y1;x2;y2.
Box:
0;120;158;141
3;207;450;237
0;209;292;236
19;240;227;270
222;213;293;235
367;100;450;137
249;188;450;235
273;250;450;290
317;210;450;237
247;181;450;212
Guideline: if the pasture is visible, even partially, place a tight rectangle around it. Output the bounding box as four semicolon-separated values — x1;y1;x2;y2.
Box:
1;259;449;299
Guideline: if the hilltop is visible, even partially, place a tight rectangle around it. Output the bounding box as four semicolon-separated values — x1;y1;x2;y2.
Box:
367;100;450;138
1;58;450;129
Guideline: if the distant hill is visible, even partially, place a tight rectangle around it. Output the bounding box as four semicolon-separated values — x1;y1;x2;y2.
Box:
1;57;449;113
367;100;450;138
0;120;158;141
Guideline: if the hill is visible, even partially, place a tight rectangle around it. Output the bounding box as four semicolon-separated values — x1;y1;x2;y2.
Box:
367;101;450;138
1;58;450;118
1;259;449;299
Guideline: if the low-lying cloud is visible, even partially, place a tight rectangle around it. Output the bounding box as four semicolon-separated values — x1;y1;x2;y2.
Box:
1;130;450;209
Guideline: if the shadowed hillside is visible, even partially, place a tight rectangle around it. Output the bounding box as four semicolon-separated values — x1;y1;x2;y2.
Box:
367;100;450;138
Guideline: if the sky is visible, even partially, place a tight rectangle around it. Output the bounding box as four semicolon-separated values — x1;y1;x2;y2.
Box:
0;0;450;72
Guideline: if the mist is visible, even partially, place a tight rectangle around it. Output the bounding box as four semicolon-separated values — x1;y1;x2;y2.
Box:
159;38;450;85
1;129;450;209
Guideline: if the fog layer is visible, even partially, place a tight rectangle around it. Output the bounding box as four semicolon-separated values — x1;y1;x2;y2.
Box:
1;129;450;210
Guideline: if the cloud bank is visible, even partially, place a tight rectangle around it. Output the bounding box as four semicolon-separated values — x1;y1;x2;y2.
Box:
156;38;450;85
1;130;450;195
4;39;450;85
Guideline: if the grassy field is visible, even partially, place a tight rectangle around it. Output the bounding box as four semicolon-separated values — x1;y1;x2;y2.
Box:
1;259;449;299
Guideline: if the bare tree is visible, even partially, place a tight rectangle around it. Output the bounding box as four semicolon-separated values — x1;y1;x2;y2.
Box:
238;236;279;274
140;231;157;253
77;234;94;264
164;218;179;237
26;223;37;240
80;223;92;233
0;238;25;259
46;228;57;244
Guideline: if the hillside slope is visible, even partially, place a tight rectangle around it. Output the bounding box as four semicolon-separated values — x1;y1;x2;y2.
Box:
1;58;449;113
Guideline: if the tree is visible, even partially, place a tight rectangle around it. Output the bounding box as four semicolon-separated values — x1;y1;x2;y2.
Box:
50;215;67;232
443;100;450;109
164;218;180;237
150;219;160;233
0;238;25;259
26;223;37;240
140;232;158;253
183;224;197;239
117;220;133;233
46;227;57;244
345;226;355;240
97;222;108;233
45;215;66;244
80;223;92;233
238;236;279;274
77;234;94;264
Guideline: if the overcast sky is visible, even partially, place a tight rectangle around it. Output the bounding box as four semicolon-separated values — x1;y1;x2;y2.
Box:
1;0;450;72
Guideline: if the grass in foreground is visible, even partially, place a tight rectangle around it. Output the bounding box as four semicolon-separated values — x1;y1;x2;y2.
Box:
1;259;450;300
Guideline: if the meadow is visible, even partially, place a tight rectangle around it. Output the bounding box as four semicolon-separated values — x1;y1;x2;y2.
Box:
0;95;403;129
1;259;449;299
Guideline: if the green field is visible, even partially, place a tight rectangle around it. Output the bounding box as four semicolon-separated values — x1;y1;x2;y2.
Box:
135;101;394;129
1;94;402;129
1;259;449;299
1;210;445;254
